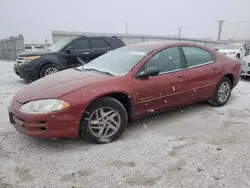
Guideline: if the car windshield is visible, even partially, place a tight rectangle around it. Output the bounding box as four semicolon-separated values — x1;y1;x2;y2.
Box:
221;44;242;50
46;38;74;52
83;47;151;76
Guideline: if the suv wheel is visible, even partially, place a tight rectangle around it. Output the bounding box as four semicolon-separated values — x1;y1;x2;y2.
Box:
40;64;59;78
80;97;128;144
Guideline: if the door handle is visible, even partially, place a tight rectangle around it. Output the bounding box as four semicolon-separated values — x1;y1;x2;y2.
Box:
213;68;218;72
178;75;186;81
82;52;90;55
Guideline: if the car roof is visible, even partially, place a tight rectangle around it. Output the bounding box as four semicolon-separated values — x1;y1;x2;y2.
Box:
78;35;120;39
126;41;205;51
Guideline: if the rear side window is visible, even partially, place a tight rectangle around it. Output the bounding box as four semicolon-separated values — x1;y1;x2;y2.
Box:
90;39;109;49
182;46;213;68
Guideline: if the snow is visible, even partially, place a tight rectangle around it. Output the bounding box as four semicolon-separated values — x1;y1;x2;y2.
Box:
1;60;250;188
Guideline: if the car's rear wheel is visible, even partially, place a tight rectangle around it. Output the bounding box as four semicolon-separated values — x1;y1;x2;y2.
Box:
80;97;128;144
241;75;249;79
236;53;240;59
40;64;59;78
209;77;232;107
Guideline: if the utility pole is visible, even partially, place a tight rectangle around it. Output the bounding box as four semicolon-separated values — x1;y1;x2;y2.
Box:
125;22;128;35
217;20;225;40
178;27;182;38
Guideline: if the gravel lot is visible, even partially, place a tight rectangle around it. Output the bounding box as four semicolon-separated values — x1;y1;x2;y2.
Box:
1;60;250;188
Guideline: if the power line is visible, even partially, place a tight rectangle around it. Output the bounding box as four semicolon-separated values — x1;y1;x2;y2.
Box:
225;20;250;25
217;20;226;40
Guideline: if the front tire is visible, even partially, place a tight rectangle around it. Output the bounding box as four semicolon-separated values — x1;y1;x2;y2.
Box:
209;77;232;107
80;97;128;144
39;64;59;78
236;54;240;59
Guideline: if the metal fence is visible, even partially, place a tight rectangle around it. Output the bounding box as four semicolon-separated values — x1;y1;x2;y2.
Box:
0;35;25;60
52;30;229;48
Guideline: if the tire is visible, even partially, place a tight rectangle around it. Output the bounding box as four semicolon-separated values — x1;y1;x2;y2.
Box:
80;97;128;144
208;77;232;107
39;64;59;78
236;54;240;59
241;75;249;79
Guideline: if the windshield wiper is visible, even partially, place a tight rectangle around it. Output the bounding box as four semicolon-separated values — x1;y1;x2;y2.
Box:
84;68;114;76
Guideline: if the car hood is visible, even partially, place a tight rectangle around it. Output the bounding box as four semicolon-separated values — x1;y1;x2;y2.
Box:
218;49;239;53
18;50;55;57
15;69;112;104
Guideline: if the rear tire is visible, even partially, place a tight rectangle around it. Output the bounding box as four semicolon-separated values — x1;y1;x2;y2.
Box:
208;77;232;107
236;54;240;59
39;64;59;78
241;75;248;79
80;97;128;144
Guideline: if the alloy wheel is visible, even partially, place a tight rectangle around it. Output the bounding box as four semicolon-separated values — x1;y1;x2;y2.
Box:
44;67;58;76
218;81;230;103
88;107;121;138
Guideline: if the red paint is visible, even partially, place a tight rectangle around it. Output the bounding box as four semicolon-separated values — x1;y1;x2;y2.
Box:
9;42;241;138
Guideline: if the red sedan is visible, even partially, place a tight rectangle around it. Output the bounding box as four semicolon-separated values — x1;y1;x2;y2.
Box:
8;42;241;143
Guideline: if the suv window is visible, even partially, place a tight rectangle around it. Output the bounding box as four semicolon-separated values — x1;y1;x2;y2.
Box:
143;47;182;74
69;39;90;49
105;37;125;48
90;39;109;49
182;46;213;67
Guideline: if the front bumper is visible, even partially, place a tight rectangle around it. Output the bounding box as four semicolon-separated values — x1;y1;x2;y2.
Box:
8;99;81;138
241;61;250;76
14;63;39;81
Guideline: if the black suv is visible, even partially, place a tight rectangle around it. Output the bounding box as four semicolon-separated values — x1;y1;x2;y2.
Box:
14;36;125;81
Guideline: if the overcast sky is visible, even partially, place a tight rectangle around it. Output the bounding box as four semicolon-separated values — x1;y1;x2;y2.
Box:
1;0;250;43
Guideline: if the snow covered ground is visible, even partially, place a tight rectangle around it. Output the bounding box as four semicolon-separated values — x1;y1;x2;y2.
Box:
1;60;250;188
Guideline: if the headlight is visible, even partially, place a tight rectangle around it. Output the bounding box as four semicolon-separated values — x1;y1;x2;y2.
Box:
20;99;70;114
23;56;41;63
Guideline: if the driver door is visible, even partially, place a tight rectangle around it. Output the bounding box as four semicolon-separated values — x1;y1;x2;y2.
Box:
64;38;91;68
133;46;189;117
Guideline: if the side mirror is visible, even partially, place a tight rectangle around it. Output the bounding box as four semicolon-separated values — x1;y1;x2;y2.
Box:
65;47;74;53
136;67;159;78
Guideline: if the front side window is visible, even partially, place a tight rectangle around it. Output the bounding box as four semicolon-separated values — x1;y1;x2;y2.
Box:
90;39;109;49
182;46;213;67
69;39;90;49
142;47;182;74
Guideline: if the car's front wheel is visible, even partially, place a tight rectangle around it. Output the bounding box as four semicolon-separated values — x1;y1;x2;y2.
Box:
40;64;59;78
80;97;128;144
209;77;232;107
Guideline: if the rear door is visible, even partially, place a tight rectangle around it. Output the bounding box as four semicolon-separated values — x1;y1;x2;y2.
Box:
89;38;110;60
133;46;189;117
180;45;222;102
